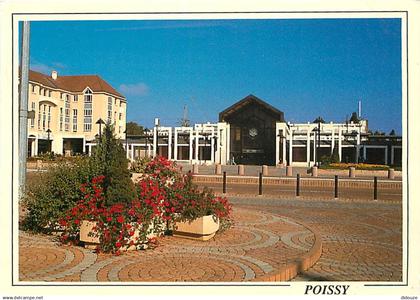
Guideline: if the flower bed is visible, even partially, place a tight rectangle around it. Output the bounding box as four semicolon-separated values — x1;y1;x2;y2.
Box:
60;156;232;254
321;163;390;170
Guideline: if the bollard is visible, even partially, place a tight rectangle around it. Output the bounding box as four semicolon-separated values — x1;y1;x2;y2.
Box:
258;172;263;195
262;165;269;176
36;159;42;170
388;168;395;180
334;175;339;199
349;167;355;178
286;165;293;177
238;164;245;176
311;166;318;177
192;164;199;174
374;176;378;200
296;173;300;197
223;171;227;194
215;164;222;175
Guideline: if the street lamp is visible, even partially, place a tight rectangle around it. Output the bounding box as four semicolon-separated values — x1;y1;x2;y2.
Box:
124;129;128;158
96;118;105;141
46;128;52;153
144;128;150;157
277;130;285;165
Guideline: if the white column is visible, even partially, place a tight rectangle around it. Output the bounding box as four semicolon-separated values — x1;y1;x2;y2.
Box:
34;138;38;156
356;128;361;162
312;133;316;164
88;144;92;156
82;137;86;155
168;128;172;160
189;128;193;162
306;130;311;166
210;128;215;163
282;135;286;165
331;129;335;154
131;145;134;161
31;139;36;156
288;129;293;165
174;128;178;161
195;129;200;162
275;128;280;165
338;127;342;162
153;126;157;157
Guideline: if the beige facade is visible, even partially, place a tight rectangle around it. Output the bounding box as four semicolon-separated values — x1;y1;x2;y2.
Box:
27;70;126;156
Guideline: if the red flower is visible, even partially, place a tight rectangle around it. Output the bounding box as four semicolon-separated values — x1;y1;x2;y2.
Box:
106;216;112;222
74;219;80;225
116;215;124;223
115;241;121;248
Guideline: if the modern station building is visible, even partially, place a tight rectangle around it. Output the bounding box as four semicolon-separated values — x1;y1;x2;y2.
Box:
26;70;127;156
124;95;402;167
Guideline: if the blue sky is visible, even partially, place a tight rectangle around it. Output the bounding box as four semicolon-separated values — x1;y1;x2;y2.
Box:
27;18;402;133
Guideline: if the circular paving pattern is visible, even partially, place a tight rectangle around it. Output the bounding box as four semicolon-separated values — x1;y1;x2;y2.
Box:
19;207;316;282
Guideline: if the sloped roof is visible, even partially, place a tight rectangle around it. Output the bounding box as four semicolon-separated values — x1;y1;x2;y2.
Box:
219;94;284;122
28;70;125;99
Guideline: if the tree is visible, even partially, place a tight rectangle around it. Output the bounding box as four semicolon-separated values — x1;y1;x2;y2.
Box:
91;123;136;206
349;112;360;123
126;121;144;135
389;129;396;136
313;116;325;123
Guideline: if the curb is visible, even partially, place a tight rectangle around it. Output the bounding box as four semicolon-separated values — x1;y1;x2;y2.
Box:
254;220;323;282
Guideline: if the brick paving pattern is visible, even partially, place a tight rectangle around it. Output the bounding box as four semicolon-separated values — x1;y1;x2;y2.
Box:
19;207;316;282
19;197;402;282
229;197;402;281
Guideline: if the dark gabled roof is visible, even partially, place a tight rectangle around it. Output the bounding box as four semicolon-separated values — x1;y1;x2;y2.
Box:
219;94;284;122
28;70;125;99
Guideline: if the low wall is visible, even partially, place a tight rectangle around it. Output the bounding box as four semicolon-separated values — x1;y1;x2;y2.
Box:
192;175;402;190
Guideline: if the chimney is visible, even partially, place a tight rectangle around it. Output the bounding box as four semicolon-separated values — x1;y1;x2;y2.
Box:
51;70;58;80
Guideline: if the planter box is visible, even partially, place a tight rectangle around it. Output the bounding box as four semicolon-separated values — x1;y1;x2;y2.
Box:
173;215;219;241
79;220;156;251
80;220;100;249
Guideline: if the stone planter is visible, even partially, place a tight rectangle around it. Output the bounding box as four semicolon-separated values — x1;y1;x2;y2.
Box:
79;220;156;251
173;215;220;241
79;220;100;249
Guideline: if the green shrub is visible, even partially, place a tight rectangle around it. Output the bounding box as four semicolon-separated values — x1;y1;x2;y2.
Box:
22;157;98;233
90;123;136;206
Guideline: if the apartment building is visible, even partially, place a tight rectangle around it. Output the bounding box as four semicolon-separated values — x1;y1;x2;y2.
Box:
27;70;126;156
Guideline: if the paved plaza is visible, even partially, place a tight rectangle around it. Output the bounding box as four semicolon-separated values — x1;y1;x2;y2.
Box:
19;196;402;282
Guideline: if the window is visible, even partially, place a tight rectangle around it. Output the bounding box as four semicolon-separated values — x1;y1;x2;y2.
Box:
83;89;93;132
65;95;70;131
30;102;35;128
42;105;46;130
107;97;112;122
40;88;43;96
31;84;35;93
119;113;122;121
74;94;78;102
38;104;41;129
48;90;52;97
119;126;122;134
47;106;51;129
60;108;63;131
73;109;78;132
43;89;47;96
114;111;117;123
114;98;117;105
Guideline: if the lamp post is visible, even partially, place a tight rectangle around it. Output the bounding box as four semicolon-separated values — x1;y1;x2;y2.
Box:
46;128;52;152
124;129;128;158
144;128;149;157
96;118;105;141
277;130;285;165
